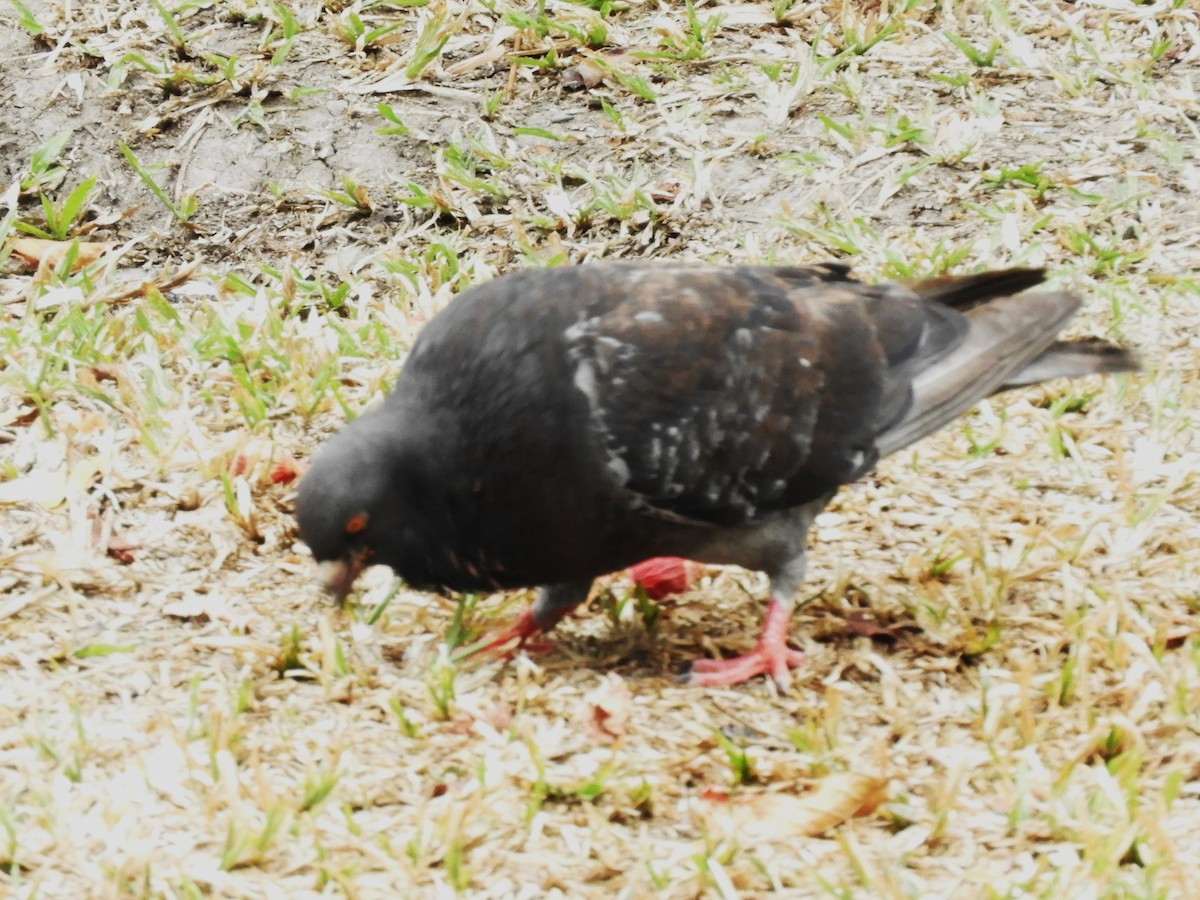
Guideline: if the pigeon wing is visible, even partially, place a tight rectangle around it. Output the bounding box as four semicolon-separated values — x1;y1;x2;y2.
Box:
564;264;956;526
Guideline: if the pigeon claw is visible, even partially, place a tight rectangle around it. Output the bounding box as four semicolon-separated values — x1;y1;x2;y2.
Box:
685;645;806;690
683;598;805;690
470;610;554;659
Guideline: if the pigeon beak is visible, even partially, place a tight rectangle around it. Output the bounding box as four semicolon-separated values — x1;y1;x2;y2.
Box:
318;552;368;604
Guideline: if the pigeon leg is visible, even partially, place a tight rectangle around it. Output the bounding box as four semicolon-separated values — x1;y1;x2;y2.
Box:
471;582;591;657
628;557;699;599
684;598;805;690
471;609;553;656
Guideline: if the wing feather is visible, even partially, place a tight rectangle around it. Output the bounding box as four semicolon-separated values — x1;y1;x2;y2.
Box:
566;266;895;525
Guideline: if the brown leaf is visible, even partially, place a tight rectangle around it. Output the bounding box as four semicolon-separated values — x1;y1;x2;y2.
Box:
89;509;139;564
843;612;902;642
106;530;139;564
562;58;605;91
581;672;633;743
1;406;41;429
446;42;510;77
10;237;117;271
1163;626;1191;650
477;698;513;732
443;697;513;735
696;772;888;840
90;364;122;384
176;486;202;511
649;180;682;203
162;594;236;623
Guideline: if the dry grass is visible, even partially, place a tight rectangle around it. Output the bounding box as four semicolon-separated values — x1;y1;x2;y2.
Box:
2;0;1199;896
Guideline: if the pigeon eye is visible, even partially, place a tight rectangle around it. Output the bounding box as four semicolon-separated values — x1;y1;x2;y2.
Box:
345;512;369;534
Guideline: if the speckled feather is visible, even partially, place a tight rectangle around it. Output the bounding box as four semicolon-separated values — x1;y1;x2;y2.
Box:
563;264;935;526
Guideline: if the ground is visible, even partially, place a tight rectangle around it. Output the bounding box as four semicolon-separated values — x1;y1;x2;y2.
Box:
1;0;1199;897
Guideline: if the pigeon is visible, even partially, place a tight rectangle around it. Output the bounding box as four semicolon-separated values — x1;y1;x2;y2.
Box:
295;262;1138;689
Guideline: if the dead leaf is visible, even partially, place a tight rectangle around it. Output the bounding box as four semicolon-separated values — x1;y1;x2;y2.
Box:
89;510;139;564
105;527;139;563
108;536;138;563
67;456;105;495
230;475;259;540
445;26;519;76
229;438;305;487
1162;626;1191;650
0;471;69;507
581;672;633;743
0;406;40;429
562;58;605;91
90;364;122;384
649;180;682;203
176;486;202;511
0;456;102;508
842;612;902;643
162;593;236;623
10;237;117;271
696;772;888;840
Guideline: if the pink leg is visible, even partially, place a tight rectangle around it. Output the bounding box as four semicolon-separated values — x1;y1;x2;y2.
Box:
628;557;700;599
685;598;805;690
462;583;588;660
469;609;556;658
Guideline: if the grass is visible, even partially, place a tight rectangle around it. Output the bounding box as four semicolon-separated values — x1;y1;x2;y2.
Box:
1;0;1198;897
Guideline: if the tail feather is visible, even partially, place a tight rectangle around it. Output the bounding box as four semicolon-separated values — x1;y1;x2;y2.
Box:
910;267;1047;310
1005;337;1140;387
878;281;1138;458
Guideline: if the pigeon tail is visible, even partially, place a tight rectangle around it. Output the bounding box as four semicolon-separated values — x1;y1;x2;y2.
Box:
908;267;1048;311
876;288;1135;457
1005;337;1140;387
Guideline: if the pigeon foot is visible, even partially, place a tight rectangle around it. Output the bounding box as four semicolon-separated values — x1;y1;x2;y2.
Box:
462;610;554;659
684;598;804;690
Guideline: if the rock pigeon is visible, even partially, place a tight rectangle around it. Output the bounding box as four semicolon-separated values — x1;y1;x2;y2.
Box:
295;262;1138;689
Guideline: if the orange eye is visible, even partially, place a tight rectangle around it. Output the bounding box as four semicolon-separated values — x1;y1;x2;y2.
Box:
344;512;369;534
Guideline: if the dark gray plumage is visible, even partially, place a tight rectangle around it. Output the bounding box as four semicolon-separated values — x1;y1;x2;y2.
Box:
295;262;1138;688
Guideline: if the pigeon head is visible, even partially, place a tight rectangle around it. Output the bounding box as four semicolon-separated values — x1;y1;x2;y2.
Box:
295;407;419;601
